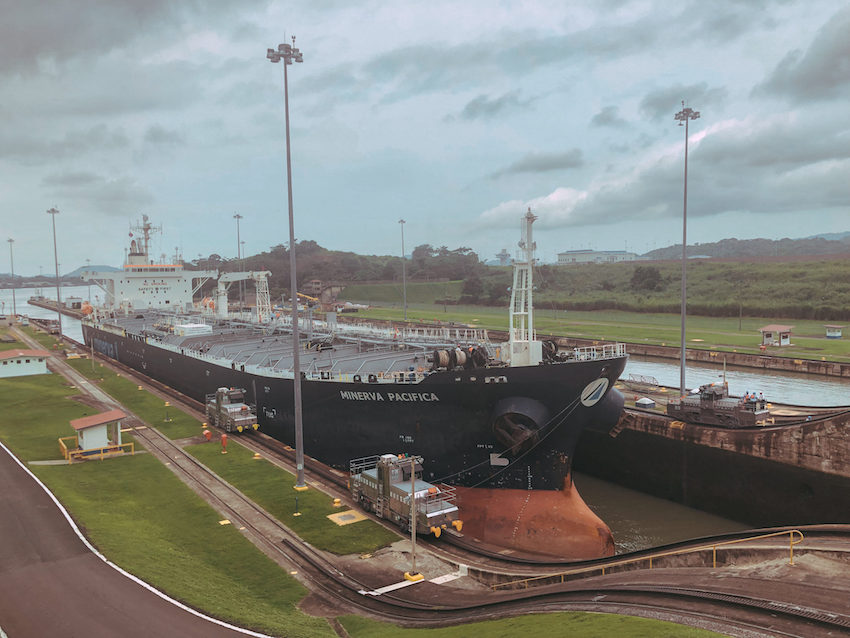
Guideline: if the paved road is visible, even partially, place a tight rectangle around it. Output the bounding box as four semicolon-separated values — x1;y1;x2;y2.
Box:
0;441;263;638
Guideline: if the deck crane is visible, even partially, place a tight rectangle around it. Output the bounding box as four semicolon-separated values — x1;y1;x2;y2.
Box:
215;271;272;322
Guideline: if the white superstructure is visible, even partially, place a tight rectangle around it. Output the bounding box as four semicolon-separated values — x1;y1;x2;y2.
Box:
81;215;217;313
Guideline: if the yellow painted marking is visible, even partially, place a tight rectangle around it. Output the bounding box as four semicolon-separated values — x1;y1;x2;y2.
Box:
327;509;368;526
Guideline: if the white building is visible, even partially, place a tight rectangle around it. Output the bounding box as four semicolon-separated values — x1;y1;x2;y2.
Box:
0;349;50;378
557;249;637;265
69;408;127;452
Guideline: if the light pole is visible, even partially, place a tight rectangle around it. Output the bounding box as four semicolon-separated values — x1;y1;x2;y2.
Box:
399;218;407;321
85;258;91;303
234;213;244;311
674;101;700;399
268;36;307;490
47;207;63;340
7;238;15;317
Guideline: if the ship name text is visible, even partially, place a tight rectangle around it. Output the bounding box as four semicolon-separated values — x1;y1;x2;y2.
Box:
339;391;440;402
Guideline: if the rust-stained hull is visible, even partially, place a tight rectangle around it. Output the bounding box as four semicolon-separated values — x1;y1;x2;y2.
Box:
454;477;615;560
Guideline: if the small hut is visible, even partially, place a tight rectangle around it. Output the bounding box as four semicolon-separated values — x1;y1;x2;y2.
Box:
64;409;130;460
825;325;844;339
759;325;793;347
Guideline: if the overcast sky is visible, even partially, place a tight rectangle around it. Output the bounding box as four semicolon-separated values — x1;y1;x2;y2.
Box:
1;0;849;275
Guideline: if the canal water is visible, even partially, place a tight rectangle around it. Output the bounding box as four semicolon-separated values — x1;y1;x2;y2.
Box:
2;285;845;551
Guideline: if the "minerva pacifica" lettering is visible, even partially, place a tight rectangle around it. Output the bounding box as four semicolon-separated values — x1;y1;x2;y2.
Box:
339;391;439;402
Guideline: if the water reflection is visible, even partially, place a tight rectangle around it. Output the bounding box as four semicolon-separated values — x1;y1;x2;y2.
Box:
574;471;748;553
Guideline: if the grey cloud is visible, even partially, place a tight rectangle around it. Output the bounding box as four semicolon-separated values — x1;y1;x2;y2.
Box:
42;171;154;216
0;125;129;164
144;125;185;145
591;106;627;128
459;91;529;120
42;171;101;187
566;114;850;227
755;7;850;102
490;149;583;179
0;1;270;76
639;83;727;121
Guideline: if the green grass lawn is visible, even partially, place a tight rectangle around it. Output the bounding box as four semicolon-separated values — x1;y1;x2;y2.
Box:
0;374;92;460
0;327;25;351
34;456;332;637
349;303;850;363
20;324;64;350
341;613;722;637
66;358;203;439
188;442;399;555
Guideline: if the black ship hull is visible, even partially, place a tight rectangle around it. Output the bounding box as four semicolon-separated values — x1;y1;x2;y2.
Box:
83;323;626;492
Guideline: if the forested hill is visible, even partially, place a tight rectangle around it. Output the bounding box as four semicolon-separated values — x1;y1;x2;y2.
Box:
197;240;483;299
644;235;850;260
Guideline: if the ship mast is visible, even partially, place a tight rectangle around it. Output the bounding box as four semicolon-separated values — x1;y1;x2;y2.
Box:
507;207;542;366
128;214;162;265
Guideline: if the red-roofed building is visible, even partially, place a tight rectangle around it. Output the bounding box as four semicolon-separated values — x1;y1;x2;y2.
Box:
759;325;793;347
68;409;128;453
0;349;50;378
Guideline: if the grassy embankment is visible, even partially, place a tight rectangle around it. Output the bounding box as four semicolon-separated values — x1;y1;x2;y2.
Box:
340;282;850;363
1;326;724;637
340;615;721;638
344;258;850;319
64;356;398;554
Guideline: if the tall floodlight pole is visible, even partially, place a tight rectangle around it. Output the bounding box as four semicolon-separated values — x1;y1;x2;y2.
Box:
399;219;407;321
234;213;244;311
85;258;91;302
7;238;15;317
47;207;63;340
268;37;307;490
674;101;700;399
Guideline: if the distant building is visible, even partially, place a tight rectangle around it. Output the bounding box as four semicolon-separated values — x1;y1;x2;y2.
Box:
825;325;844;339
303;279;323;296
495;249;511;266
0;349;50;378
557;249;637;265
759;325;793;347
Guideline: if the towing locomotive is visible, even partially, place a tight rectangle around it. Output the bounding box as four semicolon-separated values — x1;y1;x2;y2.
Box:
205;387;259;433
350;453;463;537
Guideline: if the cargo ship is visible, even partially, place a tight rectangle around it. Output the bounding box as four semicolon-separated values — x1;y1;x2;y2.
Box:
81;211;628;558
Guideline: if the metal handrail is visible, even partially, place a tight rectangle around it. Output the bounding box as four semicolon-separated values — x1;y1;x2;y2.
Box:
491;529;805;590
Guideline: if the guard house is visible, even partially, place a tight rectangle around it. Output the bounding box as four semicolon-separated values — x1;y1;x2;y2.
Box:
62;409;132;461
0;349;49;378
825;325;844;339
759;324;793;347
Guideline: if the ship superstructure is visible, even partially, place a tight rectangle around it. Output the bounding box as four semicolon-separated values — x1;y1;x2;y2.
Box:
81;215;218;313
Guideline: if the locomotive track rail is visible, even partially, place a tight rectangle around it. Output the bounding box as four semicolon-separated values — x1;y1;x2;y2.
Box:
29;333;850;636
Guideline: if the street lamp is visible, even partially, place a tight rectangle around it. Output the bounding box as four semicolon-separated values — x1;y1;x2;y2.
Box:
234;213;244;311
268;36;307;490
399;219;407;321
7;238;15;317
674;101;700;399
47;207;63;340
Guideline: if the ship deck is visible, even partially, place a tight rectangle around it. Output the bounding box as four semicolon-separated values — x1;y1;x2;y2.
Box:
91;310;626;382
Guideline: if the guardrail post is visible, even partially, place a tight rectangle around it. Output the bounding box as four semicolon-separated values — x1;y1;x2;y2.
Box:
712;546;716;568
789;532;794;566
